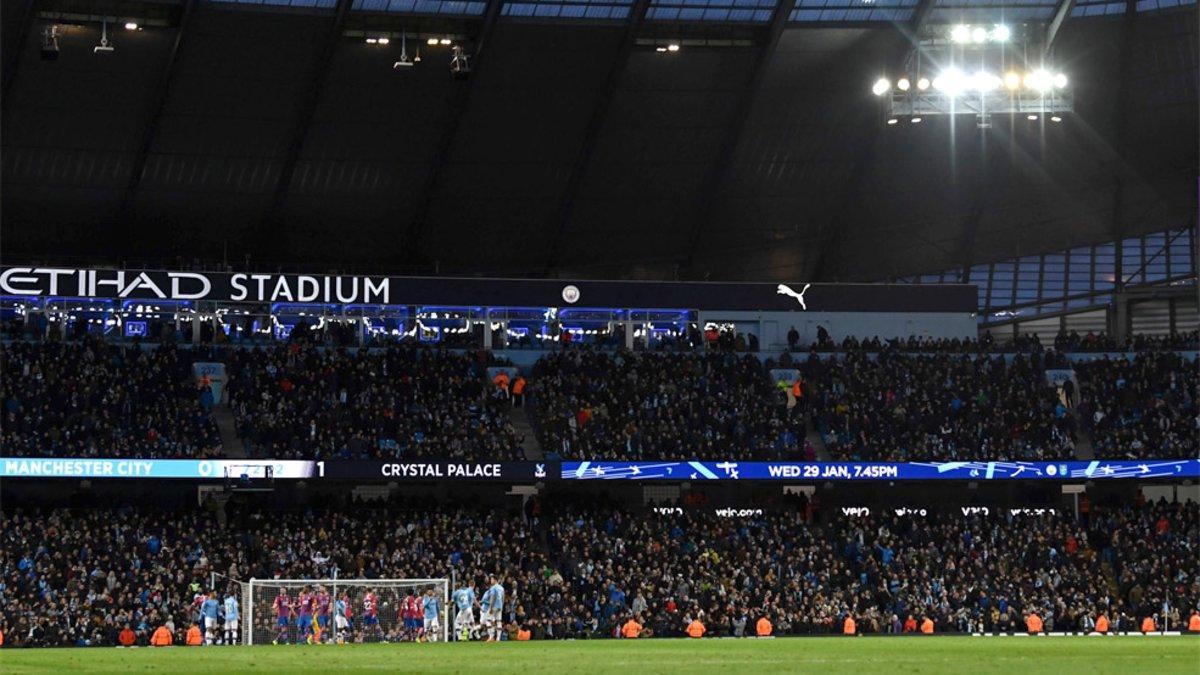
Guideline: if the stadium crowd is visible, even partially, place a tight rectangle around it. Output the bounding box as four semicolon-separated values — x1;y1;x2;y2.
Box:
224;345;524;461
803;350;1078;462
1;332;1195;462
1;496;1196;647
1074;352;1198;460
0;339;221;459
527;350;808;461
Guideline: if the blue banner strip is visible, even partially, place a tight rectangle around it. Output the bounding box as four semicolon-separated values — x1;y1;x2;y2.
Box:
560;459;1200;481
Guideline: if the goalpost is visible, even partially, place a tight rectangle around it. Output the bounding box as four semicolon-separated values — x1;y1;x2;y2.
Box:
243;577;450;645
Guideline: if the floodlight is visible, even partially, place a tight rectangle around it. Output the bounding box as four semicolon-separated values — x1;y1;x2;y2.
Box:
378;37;390;45
1027;114;1039;120
972;71;1000;92
1024;69;1053;92
439;38;451;45
950;25;970;43
655;46;667;52
427;38;438;45
667;43;680;52
1050;115;1062;122
992;24;1010;42
910;117;922;123
1053;73;1067;88
366;37;378;44
886;118;899;125
1003;71;1021;90
124;22;138;30
872;78;891;96
916;77;930;91
897;77;910;91
933;68;966;96
971;27;987;43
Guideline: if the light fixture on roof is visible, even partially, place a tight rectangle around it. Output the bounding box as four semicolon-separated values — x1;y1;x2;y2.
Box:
439;38;451;45
916;77;929;91
971;26;987;43
1003;71;1021;90
94;20;114;53
886;118;899;125
950;25;971;43
1027;114;1039;120
377;37;389;45
1053;73;1068;88
394;31;413;68
872;77;891;96
656;46;667;52
366;37;378;44
1024;69;1053;92
427;37;438;45
42;25;59;60
897;77;910;91
667;43;680;52
992;24;1010;42
124;21;139;30
1050;115;1062;122
910;116;922;123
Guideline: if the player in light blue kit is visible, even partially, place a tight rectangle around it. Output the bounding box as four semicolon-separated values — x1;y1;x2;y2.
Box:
223;591;240;645
421;588;442;642
200;592;220;645
480;576;505;642
451;585;476;640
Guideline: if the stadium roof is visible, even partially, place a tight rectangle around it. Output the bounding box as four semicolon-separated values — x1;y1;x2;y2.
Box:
1;0;1195;282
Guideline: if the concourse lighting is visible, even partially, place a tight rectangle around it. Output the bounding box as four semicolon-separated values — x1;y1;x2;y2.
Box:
872;77;891;96
1027;114;1039;120
667;43;680;52
366;37;378;43
655;46;667;52
124;22;139;30
897;77;911;91
910;116;922;123
1050;115;1062;122
439;38;451;45
427;38;439;45
950;25;971;43
886;118;899;125
992;24;1010;42
916;77;930;91
378;37;390;44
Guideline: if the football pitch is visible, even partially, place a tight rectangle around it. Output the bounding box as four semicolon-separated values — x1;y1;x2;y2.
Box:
2;636;1197;674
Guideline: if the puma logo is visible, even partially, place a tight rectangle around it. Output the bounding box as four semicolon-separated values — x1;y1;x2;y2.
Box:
776;283;811;310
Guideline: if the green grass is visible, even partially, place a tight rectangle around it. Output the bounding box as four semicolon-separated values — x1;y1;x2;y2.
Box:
2;636;1198;674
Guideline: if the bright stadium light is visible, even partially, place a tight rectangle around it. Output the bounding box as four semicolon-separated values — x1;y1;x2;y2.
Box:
124;22;139;30
972;71;1001;92
897;77;911;91
950;25;971;43
439;38;452;45
910;116;922;123
378;37;390;45
1004;71;1021;90
971;27;987;43
933;68;967;96
427;38;439;45
992;24;1010;42
1050;115;1062;122
886;118;899;125
1053;73;1068;88
916;77;930;91
1027;114;1039;120
1024;69;1054;92
667;43;680;52
872;78;891;96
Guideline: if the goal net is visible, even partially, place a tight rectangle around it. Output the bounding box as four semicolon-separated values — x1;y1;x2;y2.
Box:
245;578;449;645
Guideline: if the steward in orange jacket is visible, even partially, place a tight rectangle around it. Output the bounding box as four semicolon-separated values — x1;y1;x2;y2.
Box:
920;617;934;634
621;618;643;638
686;620;706;638
1025;612;1043;634
1188;611;1200;633
756;617;772;636
1141;616;1156;633
186;624;203;646
843;616;856;635
150;625;173;646
1095;614;1109;633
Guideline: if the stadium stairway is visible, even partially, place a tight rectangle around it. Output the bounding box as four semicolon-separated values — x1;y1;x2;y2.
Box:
1066;405;1095;461
805;409;832;461
213;404;247;459
509;404;544;460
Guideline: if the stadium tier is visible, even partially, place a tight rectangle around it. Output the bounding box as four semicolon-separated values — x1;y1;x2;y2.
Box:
2;496;1196;647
